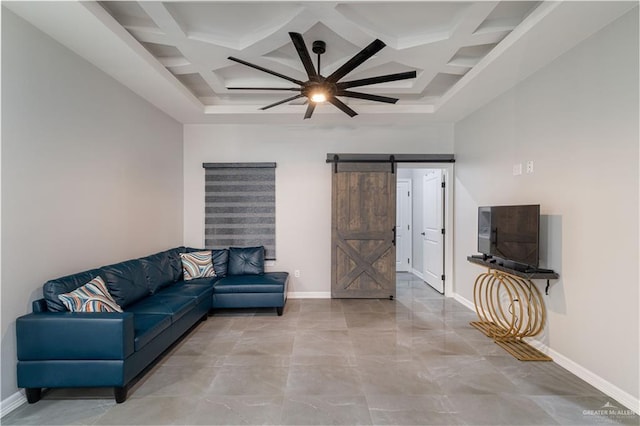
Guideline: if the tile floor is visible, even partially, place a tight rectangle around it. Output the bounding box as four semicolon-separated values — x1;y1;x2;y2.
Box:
3;273;638;425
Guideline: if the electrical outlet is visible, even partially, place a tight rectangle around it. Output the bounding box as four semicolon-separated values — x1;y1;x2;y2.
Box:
513;164;522;176
526;160;534;174
294;270;300;278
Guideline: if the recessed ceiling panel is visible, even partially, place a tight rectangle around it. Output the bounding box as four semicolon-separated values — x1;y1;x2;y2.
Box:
96;1;543;111
175;73;216;98
141;42;182;58
164;3;301;41
336;2;472;39
94;1;548;113
448;44;498;68
424;73;463;97
100;1;158;30
32;0;626;121
475;1;540;33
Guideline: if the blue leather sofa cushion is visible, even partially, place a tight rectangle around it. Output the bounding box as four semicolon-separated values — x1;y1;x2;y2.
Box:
140;251;175;294
214;272;287;294
101;260;149;308
125;294;196;322
133;313;171;351
212;249;229;277
166;247;186;282
155;283;214;305
32;299;48;313
182;276;219;287
43;269;103;312
228;246;265;276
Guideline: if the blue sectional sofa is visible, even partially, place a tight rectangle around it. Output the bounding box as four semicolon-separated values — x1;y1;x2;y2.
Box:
15;246;288;404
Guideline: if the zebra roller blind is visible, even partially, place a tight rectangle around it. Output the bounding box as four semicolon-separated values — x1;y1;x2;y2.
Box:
203;162;276;259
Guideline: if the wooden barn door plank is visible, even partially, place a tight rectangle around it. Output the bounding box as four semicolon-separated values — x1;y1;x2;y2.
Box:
331;163;396;299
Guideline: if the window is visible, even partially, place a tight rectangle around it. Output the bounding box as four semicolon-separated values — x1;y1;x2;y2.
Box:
203;162;276;259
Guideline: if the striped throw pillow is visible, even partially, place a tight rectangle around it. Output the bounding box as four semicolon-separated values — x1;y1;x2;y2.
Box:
180;251;216;280
58;276;123;313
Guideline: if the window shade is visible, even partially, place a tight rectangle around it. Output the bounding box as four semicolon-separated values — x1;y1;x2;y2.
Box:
203;163;276;259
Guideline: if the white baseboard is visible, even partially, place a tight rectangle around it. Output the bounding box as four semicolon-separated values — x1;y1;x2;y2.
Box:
411;268;424;280
452;292;475;311
525;339;639;414
287;291;331;299
452;291;639;414
1;391;26;418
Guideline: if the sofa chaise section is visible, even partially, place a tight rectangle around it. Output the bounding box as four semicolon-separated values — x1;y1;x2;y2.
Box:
213;271;289;316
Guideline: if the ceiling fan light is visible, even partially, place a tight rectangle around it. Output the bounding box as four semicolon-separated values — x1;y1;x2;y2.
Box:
310;92;327;103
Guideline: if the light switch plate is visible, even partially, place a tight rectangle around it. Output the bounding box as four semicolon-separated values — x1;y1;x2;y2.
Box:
526;161;534;174
513;164;522;176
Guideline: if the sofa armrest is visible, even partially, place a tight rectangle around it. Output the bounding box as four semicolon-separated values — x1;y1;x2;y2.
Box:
16;312;135;360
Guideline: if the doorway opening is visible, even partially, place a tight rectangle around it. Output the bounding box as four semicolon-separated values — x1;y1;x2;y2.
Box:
396;164;453;295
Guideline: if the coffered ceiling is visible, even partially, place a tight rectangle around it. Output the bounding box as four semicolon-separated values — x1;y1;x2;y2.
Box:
4;1;636;124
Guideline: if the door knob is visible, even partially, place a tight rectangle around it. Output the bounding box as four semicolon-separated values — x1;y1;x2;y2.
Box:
421;232;425;236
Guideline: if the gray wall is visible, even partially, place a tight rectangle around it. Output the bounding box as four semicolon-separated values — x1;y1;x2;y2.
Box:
1;9;184;401
454;8;638;402
183;123;454;295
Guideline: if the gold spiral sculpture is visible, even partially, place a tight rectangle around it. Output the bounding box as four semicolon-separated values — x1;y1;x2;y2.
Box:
470;269;552;361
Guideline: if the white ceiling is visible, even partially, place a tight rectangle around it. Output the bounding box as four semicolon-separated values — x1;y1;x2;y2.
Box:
4;1;637;124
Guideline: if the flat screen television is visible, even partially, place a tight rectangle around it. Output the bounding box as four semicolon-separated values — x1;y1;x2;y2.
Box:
478;204;540;271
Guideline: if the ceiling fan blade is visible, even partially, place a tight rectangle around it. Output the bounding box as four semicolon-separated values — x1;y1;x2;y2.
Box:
328;96;358;117
289;32;318;80
337;71;417;89
326;39;386;83
304;103;316;119
260;94;305;110
228;56;303;85
337;90;398;104
227;87;300;91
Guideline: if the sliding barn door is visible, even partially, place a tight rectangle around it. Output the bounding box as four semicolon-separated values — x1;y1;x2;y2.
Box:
331;163;396;299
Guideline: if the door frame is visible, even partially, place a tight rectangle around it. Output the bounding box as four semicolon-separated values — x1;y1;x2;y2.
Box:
398;163;454;297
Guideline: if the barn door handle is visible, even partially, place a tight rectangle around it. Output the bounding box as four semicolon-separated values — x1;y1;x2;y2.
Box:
392;227;396;246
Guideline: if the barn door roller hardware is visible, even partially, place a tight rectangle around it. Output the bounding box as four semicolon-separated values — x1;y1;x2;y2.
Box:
326;153;455;173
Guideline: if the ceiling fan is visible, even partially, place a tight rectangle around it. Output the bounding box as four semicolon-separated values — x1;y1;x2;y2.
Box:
227;32;417;119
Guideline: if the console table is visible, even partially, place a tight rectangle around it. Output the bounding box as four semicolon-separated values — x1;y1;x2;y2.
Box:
467;256;559;361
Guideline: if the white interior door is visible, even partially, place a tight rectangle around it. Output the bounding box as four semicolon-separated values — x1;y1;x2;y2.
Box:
422;170;444;293
395;179;412;272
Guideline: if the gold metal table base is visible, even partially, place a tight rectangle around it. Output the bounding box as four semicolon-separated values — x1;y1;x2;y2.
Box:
470;321;552;361
470;269;553;362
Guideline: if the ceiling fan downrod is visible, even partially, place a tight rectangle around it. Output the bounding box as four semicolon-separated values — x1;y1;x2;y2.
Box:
312;40;326;76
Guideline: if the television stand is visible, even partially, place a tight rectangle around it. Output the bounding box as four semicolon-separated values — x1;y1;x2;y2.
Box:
466;256;559;361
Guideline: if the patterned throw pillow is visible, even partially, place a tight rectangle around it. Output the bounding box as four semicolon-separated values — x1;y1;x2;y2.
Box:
180;251;216;280
58;276;123;313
